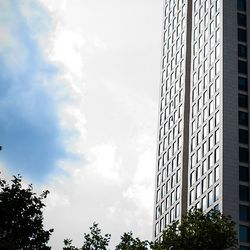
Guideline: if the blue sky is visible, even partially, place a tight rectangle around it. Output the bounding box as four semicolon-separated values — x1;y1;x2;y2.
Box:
0;0;69;181
0;0;163;249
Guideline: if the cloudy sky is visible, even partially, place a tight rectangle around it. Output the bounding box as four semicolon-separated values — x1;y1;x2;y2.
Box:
0;0;163;248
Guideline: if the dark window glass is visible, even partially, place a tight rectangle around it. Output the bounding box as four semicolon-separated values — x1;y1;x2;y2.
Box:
239;61;248;74
239;44;247;58
239;147;249;163
238;0;246;11
240;225;250;242
239;77;248;91
240;205;250;221
238;29;247;42
239;129;249;144
240;246;250;250
214;204;219;211
240;185;249;201
240;166;249;181
238;13;247;26
239;111;248;126
239;94;248;108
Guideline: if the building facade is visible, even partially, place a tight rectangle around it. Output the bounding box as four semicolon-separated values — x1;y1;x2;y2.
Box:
153;0;250;248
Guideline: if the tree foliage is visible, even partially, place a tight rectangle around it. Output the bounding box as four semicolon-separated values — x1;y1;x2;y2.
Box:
0;174;53;249
81;222;111;250
63;239;79;250
151;209;237;250
115;231;149;250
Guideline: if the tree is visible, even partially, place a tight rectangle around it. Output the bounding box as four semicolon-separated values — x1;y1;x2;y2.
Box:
81;222;111;250
63;239;79;250
0;174;53;249
151;209;237;250
115;231;150;250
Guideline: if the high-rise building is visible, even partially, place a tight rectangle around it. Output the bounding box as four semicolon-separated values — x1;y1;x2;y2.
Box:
153;0;250;248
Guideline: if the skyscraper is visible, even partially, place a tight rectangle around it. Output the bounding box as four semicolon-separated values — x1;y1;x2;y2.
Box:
153;0;250;248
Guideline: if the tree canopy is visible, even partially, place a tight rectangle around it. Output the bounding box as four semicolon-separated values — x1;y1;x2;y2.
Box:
151;209;238;250
115;232;150;250
0;174;237;250
81;222;111;250
0;174;53;249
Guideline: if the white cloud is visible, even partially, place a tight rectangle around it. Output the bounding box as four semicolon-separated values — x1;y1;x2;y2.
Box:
34;0;163;249
44;141;155;249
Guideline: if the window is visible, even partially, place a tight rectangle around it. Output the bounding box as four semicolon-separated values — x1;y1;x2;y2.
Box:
239;111;248;126
215;129;220;144
239;61;248;75
240;185;249;201
240;246;250;250
214;185;219;201
176;203;180;217
238;29;247;42
155;223;159;236
240;225;249;242
238;44;247;58
202;178;206;193
238;13;247;27
240;205;249;221
202;196;207;211
239;94;248;108
215;166;219;181
190;171;195;186
215;147;220;162
196;183;201;198
239;147;249;163
238;0;246;11
202;159;208;174
239;129;249;144
190;189;195;204
208;191;213;207
208;172;213;187
239;166;249;182
239;77;248;91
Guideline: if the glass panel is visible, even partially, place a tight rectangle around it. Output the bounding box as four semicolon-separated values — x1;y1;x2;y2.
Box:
238;13;247;26
239;166;249;182
238;77;248;91
240;205;249;221
238;44;247;58
240;225;249;242
237;0;246;11
239;94;248;108
240;246;250;250
240;185;249;201
239;111;248;126
239;129;249;144
239;61;248;75
238;29;247;42
239;147;249;163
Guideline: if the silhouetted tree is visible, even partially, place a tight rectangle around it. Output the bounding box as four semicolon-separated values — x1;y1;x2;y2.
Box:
151;209;237;250
63;223;110;250
81;222;111;250
0;174;53;249
63;239;79;250
115;231;149;250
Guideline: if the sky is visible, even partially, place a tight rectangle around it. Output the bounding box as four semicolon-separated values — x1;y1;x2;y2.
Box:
0;0;163;249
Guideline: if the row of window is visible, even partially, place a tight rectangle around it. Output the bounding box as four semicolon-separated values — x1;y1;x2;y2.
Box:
156;187;181;220
237;1;250;246
157;154;181;182
191;127;219;152
190;162;219;187
156;168;181;203
188;1;222;212
155;202;180;236
192;93;220;121
193;0;219;15
192;110;220;135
